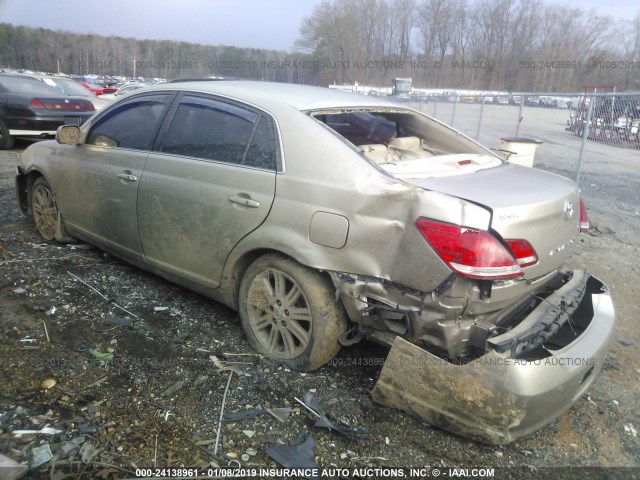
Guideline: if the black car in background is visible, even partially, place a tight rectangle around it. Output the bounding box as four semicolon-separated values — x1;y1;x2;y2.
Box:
0;74;95;149
539;96;559;108
524;96;540;107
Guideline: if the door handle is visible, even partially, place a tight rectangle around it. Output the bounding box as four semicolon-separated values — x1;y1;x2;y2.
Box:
228;195;260;208
117;172;138;182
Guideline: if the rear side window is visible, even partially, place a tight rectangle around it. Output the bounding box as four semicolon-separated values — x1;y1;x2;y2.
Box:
161;95;277;170
86;94;171;150
245;115;277;170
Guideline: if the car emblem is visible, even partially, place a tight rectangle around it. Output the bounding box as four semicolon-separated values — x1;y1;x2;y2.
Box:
64;99;70;103
564;201;574;219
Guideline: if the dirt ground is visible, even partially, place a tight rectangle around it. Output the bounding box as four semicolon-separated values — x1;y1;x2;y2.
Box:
0;141;639;479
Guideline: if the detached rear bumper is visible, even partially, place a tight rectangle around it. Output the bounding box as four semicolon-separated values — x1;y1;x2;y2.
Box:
371;271;615;444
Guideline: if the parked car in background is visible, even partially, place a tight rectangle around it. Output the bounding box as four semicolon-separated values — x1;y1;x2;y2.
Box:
540;96;559;108
44;77;113;110
493;95;510;105
78;81;117;96
15;81;615;444
114;83;147;97
509;95;523;105
79;81;104;95
0;73;95;149
432;92;458;102
16;75;113;111
524;96;540;107
614;116;640;139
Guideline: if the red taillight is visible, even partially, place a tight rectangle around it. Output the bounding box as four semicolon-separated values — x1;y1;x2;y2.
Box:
579;197;589;232
416;218;538;280
30;98;45;109
504;239;538;267
31;98;94;112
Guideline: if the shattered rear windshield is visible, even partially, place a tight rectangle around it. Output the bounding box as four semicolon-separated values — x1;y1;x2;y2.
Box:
314;111;404;146
311;109;500;177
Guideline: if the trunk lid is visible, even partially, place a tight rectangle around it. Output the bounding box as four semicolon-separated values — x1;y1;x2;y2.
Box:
401;162;581;279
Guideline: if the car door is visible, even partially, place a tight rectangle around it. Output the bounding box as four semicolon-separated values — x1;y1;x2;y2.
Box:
137;94;278;288
57;93;174;260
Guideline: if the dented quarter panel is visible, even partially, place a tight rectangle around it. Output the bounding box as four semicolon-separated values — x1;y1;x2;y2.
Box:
221;107;492;299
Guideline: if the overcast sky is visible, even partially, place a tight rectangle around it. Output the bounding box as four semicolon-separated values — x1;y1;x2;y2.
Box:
0;0;635;52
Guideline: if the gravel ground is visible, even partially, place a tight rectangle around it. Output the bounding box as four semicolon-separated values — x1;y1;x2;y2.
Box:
0;141;639;480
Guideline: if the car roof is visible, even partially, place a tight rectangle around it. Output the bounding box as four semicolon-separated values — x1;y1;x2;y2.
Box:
145;80;397;111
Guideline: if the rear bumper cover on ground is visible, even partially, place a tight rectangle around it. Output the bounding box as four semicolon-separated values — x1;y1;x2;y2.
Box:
371;271;615;444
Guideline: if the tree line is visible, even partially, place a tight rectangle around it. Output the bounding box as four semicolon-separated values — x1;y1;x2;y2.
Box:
0;23;313;84
298;0;640;92
1;0;640;93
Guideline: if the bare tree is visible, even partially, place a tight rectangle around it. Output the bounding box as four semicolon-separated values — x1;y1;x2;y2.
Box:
0;2;631;92
616;12;640;90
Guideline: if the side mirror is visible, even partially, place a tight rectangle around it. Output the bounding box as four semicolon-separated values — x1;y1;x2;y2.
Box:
56;125;81;145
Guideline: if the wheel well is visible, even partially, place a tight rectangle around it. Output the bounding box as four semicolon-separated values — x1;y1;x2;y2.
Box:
26;171;43;185
228;249;338;311
25;172;44;212
17;170;44;215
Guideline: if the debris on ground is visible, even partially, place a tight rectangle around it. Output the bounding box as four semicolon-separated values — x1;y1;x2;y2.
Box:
0;150;637;474
267;431;317;472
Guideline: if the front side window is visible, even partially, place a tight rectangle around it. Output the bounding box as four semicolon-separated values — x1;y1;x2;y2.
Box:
86;94;171;150
161;95;277;170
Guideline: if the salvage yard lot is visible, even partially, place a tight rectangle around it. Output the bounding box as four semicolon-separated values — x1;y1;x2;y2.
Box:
0;139;639;478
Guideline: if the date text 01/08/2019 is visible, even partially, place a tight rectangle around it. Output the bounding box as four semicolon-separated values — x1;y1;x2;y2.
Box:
133;468;404;478
133;467;490;478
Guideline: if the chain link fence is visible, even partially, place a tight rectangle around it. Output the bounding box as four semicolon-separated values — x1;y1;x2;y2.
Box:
400;93;640;243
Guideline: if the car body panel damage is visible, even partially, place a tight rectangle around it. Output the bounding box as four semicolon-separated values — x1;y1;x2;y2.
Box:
16;81;616;443
370;272;615;444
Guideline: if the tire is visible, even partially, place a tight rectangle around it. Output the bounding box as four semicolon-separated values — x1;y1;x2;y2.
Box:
0;118;15;150
239;254;348;371
30;177;73;242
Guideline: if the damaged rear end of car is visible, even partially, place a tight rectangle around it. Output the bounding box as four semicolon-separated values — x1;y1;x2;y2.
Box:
367;270;614;444
312;106;616;444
